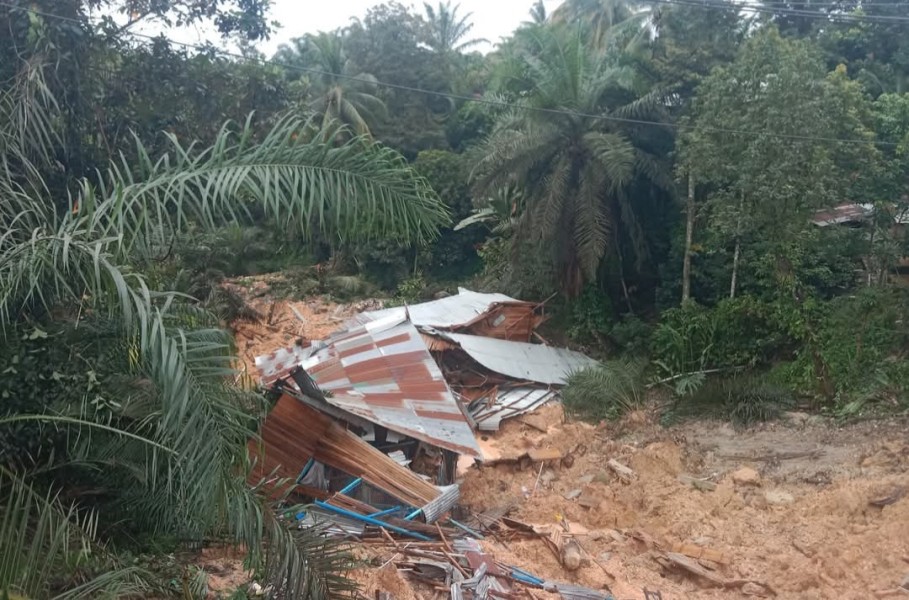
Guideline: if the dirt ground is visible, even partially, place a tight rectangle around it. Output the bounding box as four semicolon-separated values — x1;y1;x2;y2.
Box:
220;285;909;599
224;274;382;383
456;404;909;600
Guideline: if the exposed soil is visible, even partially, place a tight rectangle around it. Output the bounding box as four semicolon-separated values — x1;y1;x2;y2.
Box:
195;546;250;597
459;404;909;600
223;274;384;383
216;288;909;599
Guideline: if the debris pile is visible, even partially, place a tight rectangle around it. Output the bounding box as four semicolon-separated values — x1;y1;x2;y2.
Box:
240;286;909;598
249;288;599;552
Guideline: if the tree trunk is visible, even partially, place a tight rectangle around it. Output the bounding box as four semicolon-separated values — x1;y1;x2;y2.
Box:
681;171;695;304
729;191;744;300
730;239;741;299
614;235;634;314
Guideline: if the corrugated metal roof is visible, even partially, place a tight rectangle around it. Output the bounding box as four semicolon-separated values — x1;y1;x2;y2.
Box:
469;388;559;431
256;315;481;458
810;203;873;226
431;332;599;386
350;288;531;329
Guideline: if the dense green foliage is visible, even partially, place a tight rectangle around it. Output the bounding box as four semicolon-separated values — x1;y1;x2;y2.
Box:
4;0;909;596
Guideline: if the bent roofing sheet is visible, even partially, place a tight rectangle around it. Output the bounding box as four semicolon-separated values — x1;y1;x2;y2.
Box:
437;332;600;386
469;388;559;431
350;288;529;329
257;314;481;457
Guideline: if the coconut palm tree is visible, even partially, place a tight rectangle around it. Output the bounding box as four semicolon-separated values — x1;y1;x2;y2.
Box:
474;30;671;297
276;31;387;136
0;56;447;598
423;2;487;55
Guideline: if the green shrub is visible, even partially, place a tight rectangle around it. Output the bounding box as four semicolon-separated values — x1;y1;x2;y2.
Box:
567;284;613;344
561;359;645;422
609;315;652;357
776;286;909;400
663;375;795;426
652;297;784;381
393;273;430;305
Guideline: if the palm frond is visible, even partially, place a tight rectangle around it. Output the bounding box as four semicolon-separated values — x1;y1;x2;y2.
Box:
561;359;645;421
584;131;635;191
0;471;151;599
70;113;448;259
574;168;611;277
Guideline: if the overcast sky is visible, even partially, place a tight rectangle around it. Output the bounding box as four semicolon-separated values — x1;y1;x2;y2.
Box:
120;0;565;56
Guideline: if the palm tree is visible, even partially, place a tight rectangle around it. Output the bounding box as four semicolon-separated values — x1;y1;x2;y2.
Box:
551;0;652;50
474;30;671;297
0;56;447;598
423;2;487;55
527;1;549;25
276;32;387;136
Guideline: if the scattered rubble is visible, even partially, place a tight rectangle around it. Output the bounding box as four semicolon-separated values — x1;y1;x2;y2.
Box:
222;286;909;599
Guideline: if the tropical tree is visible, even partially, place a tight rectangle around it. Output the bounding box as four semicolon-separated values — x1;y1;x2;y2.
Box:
474;29;671;297
0;50;447;598
551;0;652;50
344;3;452;155
275;31;387;136
526;1;549;25
423;2;487;56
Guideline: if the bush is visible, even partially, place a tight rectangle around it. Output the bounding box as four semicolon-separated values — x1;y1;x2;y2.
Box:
566;285;613;344
780;286;909;397
652;297;784;379
561;359;645;422
609;315;652;357
393;273;430;305
663;375;795;427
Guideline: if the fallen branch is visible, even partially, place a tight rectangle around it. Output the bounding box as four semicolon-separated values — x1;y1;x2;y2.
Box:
289;305;308;325
646;367;743;388
870;486;907;508
658;553;776;596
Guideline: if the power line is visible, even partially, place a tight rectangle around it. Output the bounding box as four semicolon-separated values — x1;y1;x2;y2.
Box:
651;0;909;23
0;0;901;148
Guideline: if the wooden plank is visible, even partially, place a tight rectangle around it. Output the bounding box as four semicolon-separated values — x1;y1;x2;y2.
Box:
528;447;563;462
661;552;725;586
671;542;730;565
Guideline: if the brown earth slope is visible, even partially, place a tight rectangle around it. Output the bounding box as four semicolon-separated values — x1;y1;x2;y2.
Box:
458;405;909;600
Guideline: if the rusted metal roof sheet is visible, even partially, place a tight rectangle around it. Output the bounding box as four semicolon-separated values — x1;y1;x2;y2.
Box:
256;315;481;457
810;203;873;226
429;332;599;386
247;394;442;508
350;288;534;331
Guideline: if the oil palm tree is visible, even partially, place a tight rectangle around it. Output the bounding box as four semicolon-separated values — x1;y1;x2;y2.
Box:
277;31;387;136
551;0;652;51
0;56;447;598
423;2;487;55
474;30;671;297
526;1;549;25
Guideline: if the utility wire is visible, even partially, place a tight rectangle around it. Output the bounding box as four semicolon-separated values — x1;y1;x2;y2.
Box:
0;0;901;148
650;0;909;23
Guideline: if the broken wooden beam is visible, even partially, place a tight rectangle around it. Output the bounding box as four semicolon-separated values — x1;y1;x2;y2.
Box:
606;459;636;482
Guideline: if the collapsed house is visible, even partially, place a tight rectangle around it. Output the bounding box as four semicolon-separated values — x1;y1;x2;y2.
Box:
250;288;598;540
